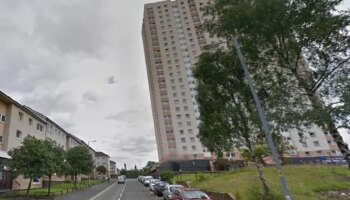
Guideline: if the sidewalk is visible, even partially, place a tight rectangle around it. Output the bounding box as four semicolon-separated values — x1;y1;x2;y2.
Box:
56;181;116;200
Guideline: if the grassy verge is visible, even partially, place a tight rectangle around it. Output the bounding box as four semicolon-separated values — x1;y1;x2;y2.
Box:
173;165;350;200
14;179;104;197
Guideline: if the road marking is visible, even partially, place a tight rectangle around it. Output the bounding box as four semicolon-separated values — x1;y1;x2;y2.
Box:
115;181;127;200
89;182;118;200
117;182;127;200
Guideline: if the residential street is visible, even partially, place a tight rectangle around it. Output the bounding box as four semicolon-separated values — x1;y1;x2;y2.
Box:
57;179;162;200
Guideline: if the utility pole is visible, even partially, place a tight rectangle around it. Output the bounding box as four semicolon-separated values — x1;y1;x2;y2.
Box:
233;37;292;200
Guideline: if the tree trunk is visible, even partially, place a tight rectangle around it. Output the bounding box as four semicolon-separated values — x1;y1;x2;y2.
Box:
48;175;52;196
254;157;270;195
25;177;32;200
74;173;77;188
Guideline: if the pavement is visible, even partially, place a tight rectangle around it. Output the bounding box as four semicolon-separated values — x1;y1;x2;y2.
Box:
56;179;164;200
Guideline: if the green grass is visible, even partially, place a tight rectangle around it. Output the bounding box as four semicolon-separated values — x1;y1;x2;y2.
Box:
15;179;104;197
173;165;350;200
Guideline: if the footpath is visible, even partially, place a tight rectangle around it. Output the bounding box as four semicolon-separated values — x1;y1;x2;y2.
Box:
56;180;116;200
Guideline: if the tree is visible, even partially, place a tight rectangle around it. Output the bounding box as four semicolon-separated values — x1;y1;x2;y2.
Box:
96;165;107;175
66;146;94;187
8;136;51;198
203;0;350;164
194;51;273;195
143;161;159;172
43;139;66;196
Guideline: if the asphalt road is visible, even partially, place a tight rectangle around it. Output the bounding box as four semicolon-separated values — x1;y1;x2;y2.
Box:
90;179;163;200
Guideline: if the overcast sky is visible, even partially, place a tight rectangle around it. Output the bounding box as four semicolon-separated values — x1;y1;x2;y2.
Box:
0;0;349;170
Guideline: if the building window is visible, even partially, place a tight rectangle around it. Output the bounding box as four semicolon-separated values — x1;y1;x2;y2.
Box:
302;142;307;147
190;137;195;142
36;123;44;132
0;113;5;123
33;177;41;184
16;130;22;139
313;141;320;146
0;136;3;143
28;118;33;125
18;112;23;120
181;138;186;142
305;151;310;156
327;140;332;144
193;154;198;159
309;132;316;137
317;150;322;154
188;129;193;134
180;130;184;134
187;121;191;126
192;146;196;150
183;146;187;150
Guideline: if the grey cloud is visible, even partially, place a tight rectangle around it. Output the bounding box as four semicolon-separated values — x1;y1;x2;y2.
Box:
107;76;117;84
111;136;156;156
22;91;77;116
33;0;115;56
105;107;149;122
82;91;99;103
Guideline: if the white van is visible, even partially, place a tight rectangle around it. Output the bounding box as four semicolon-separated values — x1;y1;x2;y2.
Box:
117;175;126;184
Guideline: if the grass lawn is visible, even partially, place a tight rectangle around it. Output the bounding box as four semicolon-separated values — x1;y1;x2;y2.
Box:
15;179;104;197
173;165;350;200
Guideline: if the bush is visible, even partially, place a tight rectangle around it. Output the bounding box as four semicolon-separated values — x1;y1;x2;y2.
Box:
160;171;175;182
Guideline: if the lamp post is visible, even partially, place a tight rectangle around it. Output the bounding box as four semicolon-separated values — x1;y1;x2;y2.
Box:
202;39;293;200
233;37;292;200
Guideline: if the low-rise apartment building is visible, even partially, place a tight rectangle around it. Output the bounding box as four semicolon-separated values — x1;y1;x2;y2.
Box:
95;152;111;178
0;91;110;190
110;160;117;176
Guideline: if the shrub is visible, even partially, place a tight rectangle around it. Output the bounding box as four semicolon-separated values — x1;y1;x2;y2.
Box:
160;171;175;182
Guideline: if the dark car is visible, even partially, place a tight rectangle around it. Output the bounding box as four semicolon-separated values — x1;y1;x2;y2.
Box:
172;189;213;200
153;181;169;196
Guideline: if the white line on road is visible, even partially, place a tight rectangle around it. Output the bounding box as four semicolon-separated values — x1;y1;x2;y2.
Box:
89;182;118;200
117;182;127;200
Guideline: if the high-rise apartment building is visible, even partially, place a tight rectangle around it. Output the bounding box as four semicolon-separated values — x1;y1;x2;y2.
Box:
142;0;344;167
142;0;219;164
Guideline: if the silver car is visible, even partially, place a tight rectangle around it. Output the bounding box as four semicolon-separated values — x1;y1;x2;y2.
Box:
149;179;161;191
163;185;185;200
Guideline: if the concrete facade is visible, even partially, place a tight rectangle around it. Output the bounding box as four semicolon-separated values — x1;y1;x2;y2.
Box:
110;160;116;176
142;0;218;163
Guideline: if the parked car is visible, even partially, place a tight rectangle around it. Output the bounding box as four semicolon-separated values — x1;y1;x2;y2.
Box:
138;176;144;182
149;179;161;191
154;181;169;196
172;188;213;200
141;176;152;184
143;177;153;187
163;185;185;200
117;175;126;184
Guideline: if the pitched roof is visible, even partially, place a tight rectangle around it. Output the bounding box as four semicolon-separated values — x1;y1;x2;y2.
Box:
96;151;110;157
